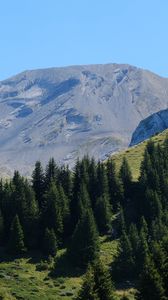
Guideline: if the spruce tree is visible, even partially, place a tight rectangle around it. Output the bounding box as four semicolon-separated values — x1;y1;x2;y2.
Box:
93;260;115;300
43;228;57;257
43;181;63;240
77;265;99;300
137;255;166;300
45;157;58;187
119;157;132;201
8;215;26;255
106;158;124;211
77;260;115;300
32;161;45;209
112;230;135;280
68;209;100;268
96;162;109;199
94;195;111;235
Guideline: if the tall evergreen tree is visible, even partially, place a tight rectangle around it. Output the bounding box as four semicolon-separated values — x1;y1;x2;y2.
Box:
32;161;45;209
93;260;115;300
68;209;100;267
137;255;166;300
43;228;57;257
43;181;63;240
78;260;115;300
106;159;123;211
119;157;132;201
7;215;26;255
45;157;58;187
77;265;99;300
94;195;111;235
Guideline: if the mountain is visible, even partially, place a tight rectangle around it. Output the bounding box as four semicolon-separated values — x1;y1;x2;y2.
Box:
130;108;168;146
0;63;168;175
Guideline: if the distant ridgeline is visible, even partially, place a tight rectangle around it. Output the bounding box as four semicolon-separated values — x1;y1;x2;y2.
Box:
0;136;168;300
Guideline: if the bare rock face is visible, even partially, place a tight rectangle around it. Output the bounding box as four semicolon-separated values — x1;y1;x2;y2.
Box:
130;108;168;146
0;63;168;175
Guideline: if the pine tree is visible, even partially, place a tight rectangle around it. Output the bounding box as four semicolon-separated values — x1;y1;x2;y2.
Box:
43;228;57;257
96;162;109;199
93;260;115;300
137;255;166;300
112;230;135;280
88;157;97;209
58;165;72;197
106;158;124;211
129;223;140;264
119;157;132;201
32;161;45;209
77;260;115;300
94;195;111;235
68;209;100;267
70;180;91;232
77;265;99;300
20;180;39;249
45;157;58;187
144;189;162;223
43;181;63;240
7;215;26;255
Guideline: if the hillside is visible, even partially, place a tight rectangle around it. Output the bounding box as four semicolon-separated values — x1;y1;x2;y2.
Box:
0;64;168;175
0;238;136;300
0;131;168;300
112;129;168;180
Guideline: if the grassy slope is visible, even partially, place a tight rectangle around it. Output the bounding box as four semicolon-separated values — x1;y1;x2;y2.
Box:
1;131;167;300
0;239;119;300
112;129;168;180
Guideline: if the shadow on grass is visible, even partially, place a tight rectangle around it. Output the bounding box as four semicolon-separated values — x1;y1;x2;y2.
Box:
0;247;44;264
50;251;85;279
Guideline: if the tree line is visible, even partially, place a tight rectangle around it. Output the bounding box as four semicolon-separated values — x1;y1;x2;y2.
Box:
0;137;168;299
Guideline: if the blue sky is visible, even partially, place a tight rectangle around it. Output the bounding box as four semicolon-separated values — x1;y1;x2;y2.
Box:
0;0;168;80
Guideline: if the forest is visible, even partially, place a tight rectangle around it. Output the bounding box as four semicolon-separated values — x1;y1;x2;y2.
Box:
0;136;168;300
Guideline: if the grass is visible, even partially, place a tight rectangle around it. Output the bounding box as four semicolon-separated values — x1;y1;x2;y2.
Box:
112;129;168;180
0;237;136;300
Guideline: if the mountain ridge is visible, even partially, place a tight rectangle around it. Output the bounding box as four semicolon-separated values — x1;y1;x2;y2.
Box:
0;63;168;176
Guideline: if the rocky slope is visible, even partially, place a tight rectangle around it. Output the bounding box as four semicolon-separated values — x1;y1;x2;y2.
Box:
0;63;168;175
130;108;168;146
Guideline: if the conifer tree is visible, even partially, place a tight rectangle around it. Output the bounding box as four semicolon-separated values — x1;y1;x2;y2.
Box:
43;228;57;257
137;255;166;300
112;230;135;280
93;260;115;300
58;185;70;238
119;157;132;201
88;157;98;209
32;161;45;209
106;158;124;211
144;189;162;223
43;181;63;240
70;180;91;232
78;260;115;300
77;264;99;300
94;195;111;234
96;162;109;199
45;157;58;187
129;223;140;263
68;209;100;267
23;180;39;248
8;215;26;255
58;165;72;197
